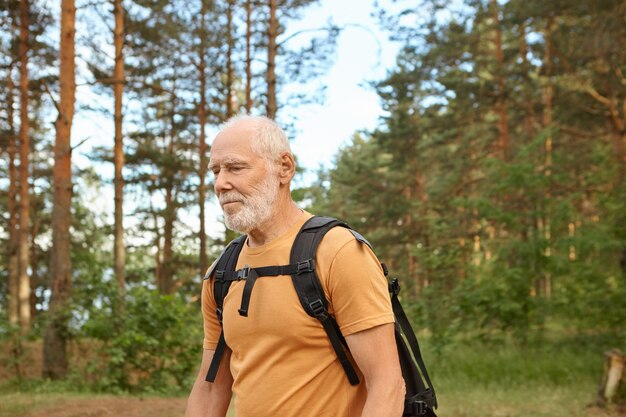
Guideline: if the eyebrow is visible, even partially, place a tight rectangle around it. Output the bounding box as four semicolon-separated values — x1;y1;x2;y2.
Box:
208;157;249;171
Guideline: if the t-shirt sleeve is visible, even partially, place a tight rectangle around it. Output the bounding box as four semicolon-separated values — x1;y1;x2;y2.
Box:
325;237;395;336
202;266;221;350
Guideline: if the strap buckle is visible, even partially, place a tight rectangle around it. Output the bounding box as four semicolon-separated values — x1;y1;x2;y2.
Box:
389;278;401;295
309;299;328;321
407;400;428;416
214;270;225;281
296;259;315;274
236;265;251;281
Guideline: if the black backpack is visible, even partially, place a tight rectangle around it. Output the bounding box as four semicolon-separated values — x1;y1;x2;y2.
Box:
203;216;438;417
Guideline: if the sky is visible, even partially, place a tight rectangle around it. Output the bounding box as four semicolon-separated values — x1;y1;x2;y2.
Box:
70;0;402;238
72;0;400;175
284;0;400;176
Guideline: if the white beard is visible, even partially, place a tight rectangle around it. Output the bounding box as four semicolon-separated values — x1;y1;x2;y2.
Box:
219;173;280;234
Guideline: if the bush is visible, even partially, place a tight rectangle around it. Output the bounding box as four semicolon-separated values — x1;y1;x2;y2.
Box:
83;287;203;393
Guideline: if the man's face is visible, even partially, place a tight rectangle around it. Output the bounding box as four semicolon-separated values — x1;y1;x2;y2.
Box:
208;124;279;234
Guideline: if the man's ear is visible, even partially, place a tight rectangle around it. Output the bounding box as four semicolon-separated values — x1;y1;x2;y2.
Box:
277;152;296;185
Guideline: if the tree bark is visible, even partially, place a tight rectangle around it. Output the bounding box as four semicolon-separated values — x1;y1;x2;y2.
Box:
519;22;537;140
491;0;510;161
7;64;20;327
245;0;252;113
540;16;555;298
160;95;177;294
30;214;41;319
226;0;235;118
609;101;625;186
266;0;278;118
403;186;420;294
592;93;626;188
198;0;208;277
148;175;163;289
597;349;625;405
18;0;31;332
113;0;126;305
162;195;175;294
44;0;75;380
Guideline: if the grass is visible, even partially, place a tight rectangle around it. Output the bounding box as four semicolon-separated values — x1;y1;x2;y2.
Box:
0;392;89;417
1;329;623;417
429;330;621;417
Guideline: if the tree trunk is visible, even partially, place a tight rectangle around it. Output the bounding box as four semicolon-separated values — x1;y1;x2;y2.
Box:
519;22;537;140
245;0;252;113
30;214;41;319
198;0;208;277
113;0;126;305
540;16;555;298
226;0;235;118
404;186;420;294
160;96;177;294
151;197;163;291
611;119;625;188
266;0;278;119
7;64;20;327
604;95;625;187
18;0;31;333
491;0;509;161
597;349;625;405
162;195;175;294
44;0;75;380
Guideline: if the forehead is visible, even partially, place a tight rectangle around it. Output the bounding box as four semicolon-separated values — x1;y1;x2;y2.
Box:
209;124;260;164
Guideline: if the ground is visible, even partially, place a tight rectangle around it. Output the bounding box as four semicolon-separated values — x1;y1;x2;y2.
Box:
0;391;240;417
3;335;625;417
2;392;625;417
11;397;185;417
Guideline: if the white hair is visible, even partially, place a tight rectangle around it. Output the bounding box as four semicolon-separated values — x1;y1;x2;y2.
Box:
220;114;292;164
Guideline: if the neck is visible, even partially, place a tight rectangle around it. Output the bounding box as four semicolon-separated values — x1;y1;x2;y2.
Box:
247;195;302;247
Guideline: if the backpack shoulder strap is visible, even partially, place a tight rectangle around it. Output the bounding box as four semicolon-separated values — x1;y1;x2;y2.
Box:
205;234;246;382
289;216;347;316
203;235;246;281
289;216;361;385
211;235;246;317
390;279;438;415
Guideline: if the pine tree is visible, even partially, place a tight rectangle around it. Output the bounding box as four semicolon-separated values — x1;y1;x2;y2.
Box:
17;0;31;332
44;0;76;380
113;0;126;306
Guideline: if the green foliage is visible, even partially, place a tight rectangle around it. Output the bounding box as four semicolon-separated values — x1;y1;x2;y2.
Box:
432;329;621;416
312;0;626;349
82;287;202;394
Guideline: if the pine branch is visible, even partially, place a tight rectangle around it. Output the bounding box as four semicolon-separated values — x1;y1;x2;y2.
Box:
41;80;61;114
71;136;91;151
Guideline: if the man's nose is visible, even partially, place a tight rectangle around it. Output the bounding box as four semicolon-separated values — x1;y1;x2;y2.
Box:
214;172;232;194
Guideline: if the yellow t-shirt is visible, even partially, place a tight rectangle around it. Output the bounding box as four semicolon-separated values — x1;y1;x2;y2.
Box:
202;211;394;417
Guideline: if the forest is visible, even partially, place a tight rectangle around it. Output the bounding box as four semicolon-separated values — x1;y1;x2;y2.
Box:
0;0;625;416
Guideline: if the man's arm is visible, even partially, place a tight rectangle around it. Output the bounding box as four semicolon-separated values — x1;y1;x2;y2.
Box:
185;348;233;417
345;323;405;417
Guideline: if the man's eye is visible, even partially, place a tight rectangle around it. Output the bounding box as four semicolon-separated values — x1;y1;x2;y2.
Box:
231;166;243;172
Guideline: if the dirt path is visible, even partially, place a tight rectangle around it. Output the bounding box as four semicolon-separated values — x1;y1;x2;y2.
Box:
15;397;187;417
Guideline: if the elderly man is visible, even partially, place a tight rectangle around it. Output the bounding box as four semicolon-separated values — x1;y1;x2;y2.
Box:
186;115;405;417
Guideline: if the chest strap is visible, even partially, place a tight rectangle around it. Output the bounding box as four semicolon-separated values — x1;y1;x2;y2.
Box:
214;260;316;317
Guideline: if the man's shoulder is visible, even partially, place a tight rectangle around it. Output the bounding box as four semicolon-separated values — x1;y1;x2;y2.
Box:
316;220;369;256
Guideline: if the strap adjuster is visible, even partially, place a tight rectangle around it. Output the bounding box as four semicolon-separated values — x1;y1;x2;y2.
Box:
296;259;315;274
407;400;428;415
389;278;400;295
309;299;328;321
214;270;225;281
216;307;223;324
236;265;251;281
